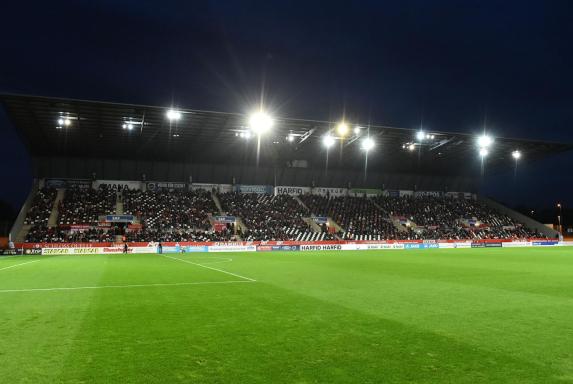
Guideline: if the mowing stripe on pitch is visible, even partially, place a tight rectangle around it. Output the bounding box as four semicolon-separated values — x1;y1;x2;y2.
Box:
160;254;257;282
0;280;255;293
0;259;41;272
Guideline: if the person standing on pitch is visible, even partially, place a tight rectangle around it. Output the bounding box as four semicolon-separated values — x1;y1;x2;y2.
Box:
158;242;163;254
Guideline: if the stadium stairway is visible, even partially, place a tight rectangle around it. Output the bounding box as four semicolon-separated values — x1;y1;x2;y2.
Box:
47;189;65;228
211;192;224;215
303;217;322;232
116;192;124;215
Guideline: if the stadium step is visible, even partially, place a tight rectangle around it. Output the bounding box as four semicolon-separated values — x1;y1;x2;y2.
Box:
47;189;65;228
211;192;224;215
14;224;32;243
116;192;124;215
303;217;322;232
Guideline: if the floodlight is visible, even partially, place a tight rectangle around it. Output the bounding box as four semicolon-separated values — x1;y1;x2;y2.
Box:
64;118;71;126
122;123;127;129
244;131;251;139
361;137;375;152
287;134;295;142
477;135;493;148
479;148;489;157
58;118;64;125
354;126;361;135
127;123;134;130
408;144;416;151
336;122;349;136
512;150;521;159
430;134;435;139
166;109;182;121
323;135;335;148
416;131;425;141
249;111;274;135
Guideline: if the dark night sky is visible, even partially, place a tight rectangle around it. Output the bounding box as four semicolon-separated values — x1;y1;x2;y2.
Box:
0;0;571;213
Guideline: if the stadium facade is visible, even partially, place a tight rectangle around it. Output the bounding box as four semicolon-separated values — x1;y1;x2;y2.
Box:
1;94;571;253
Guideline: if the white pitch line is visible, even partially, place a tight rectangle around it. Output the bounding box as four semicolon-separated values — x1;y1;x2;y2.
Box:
0;259;41;272
0;280;255;294
161;254;257;282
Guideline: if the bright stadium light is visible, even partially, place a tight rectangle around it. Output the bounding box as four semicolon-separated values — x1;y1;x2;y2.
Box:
361;137;375;152
249;111;274;135
127;123;134;130
416;131;425;141
323;134;335;148
336;122;349;136
64;118;71;126
122;123;127;129
408;143;416;151
354;126;361;135
58;118;64;125
477;135;493;148
479;148;489;157
512;150;521;159
287;133;295;142
166;109;182;121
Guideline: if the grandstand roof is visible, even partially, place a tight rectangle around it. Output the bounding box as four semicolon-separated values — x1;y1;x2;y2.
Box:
1;93;571;176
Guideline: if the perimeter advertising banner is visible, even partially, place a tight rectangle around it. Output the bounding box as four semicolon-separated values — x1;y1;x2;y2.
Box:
274;186;311;196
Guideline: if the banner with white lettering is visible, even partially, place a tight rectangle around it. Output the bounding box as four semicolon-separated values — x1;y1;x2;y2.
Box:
312;187;347;197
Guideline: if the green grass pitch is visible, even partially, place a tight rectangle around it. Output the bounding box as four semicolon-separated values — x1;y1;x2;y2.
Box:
1;247;572;383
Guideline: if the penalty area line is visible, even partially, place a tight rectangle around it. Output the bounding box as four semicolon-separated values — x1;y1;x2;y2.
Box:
160;254;257;282
0;259;41;272
0;280;255;294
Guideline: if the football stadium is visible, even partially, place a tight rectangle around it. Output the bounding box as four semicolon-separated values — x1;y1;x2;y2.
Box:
0;93;572;383
2;2;573;383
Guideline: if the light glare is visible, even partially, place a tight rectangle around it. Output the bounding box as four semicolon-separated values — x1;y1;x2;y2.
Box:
249;111;274;135
323;135;335;148
478;135;493;148
336;122;349;136
512;150;521;159
166;109;182;121
361;137;375;152
479;148;489;157
416;131;425;141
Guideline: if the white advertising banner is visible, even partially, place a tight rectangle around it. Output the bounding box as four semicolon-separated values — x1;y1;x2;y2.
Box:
94;180;142;191
274;186;311;196
355;243;405;250
42;247;100;255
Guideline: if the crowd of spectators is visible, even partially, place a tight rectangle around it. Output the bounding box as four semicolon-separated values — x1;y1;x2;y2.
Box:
125;227;234;242
300;195;408;240
23;185;546;243
24;187;57;226
123;189;216;231
373;195;544;240
58;187;116;226
26;226;115;243
218;193;333;241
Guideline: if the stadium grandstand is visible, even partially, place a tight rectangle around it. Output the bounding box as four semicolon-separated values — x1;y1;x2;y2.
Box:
1;93;570;247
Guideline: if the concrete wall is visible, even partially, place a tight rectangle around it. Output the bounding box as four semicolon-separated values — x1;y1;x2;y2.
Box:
9;179;38;241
